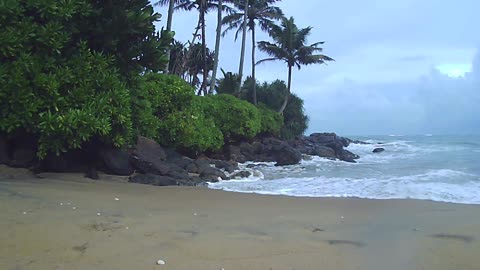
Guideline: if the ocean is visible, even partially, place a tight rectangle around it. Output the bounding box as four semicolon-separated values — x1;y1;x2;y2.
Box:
209;135;480;204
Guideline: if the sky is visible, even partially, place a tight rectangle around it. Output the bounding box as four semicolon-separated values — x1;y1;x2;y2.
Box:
153;0;480;135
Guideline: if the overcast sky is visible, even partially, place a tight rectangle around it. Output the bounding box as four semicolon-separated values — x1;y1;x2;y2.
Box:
154;0;480;135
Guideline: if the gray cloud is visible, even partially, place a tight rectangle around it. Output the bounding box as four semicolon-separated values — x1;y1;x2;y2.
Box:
153;0;480;135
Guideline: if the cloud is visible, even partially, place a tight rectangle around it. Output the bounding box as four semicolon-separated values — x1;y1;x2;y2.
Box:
304;49;480;135
153;0;480;135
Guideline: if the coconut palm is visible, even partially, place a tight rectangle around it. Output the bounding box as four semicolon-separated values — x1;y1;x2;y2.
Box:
257;16;334;114
222;0;283;105
154;0;186;72
176;0;232;95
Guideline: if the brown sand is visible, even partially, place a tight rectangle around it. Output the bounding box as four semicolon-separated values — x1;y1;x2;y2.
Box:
1;165;480;270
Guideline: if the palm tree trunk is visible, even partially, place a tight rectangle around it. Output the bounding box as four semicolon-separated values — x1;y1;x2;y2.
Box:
200;0;208;95
279;65;292;114
165;0;175;73
209;0;223;95
236;0;249;94
251;26;257;105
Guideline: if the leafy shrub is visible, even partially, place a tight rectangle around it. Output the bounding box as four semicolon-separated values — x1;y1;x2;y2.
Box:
0;43;133;158
241;79;308;139
0;0;171;158
258;103;284;136
197;94;262;142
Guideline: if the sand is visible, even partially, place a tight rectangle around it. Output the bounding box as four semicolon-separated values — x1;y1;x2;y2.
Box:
1;165;480;270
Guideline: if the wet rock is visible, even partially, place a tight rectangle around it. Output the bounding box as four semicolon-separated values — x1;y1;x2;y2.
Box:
130;137;167;174
99;147;133;176
129;174;178;186
199;167;228;182
337;149;360;163
230;171;252;179
372;148;385;153
311;146;336;158
214;160;238;173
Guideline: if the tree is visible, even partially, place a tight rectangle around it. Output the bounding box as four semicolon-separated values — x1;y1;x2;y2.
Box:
216;69;240;95
154;0;186;72
209;0;223;94
176;0;231;95
257;17;333;114
223;0;283;104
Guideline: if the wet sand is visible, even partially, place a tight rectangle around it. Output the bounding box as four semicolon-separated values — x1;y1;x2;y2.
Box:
1;165;480;270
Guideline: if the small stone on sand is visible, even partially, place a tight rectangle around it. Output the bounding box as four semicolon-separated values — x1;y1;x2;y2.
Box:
96;212;101;216
115;198;119;201
60;203;63;206
156;259;166;265
72;207;77;210
22;211;27;214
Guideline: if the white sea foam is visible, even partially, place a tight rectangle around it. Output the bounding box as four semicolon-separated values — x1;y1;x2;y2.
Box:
209;169;480;204
209;136;480;205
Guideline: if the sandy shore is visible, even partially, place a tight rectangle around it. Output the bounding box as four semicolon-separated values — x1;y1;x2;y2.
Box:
1;166;480;270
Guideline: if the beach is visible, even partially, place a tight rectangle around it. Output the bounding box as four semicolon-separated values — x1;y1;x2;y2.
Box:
1;166;480;270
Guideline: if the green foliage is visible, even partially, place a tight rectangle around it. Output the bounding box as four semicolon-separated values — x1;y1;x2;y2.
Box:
216;69;240;95
198;94;262;142
0;0;171;158
74;0;173;75
0;42;133;158
257;103;284;136
241;79;307;139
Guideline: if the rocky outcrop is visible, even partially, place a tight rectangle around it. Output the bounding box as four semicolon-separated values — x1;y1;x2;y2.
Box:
373;148;385;153
99;147;134;176
214;137;302;166
290;133;362;163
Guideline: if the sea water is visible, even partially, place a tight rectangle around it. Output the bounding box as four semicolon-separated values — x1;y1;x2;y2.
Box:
209;135;480;204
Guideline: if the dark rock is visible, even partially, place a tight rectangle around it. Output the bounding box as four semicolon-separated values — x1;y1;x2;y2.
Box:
0;134;10;165
41;151;89;173
185;162;199;173
85;167;99;180
132;136;166;163
226;145;247;163
351;140;371;145
337;149;360;163
10;145;36;168
129;155;170;175
311;146;336;158
199;167;228;182
99;147;134;176
129;174;178;186
214;160;238;173
263;138;302;166
230;171;252;179
372;148;385;153
246;163;268;168
163;147;183;162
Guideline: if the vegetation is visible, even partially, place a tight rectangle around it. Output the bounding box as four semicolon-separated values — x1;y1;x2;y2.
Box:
258;16;334;113
0;0;332;158
223;0;283;104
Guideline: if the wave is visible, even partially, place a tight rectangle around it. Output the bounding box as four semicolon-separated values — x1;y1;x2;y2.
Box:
209;169;480;205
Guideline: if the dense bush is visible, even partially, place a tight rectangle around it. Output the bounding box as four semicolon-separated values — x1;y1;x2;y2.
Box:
241;79;308;139
257;104;284;136
198;94;262;142
0;0;172;158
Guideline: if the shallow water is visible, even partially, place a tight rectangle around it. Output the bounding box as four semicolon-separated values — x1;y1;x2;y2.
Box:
209;135;480;204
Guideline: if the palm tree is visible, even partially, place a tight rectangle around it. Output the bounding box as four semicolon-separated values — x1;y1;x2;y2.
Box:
209;0;223;94
223;0;283;105
176;0;232;95
154;0;186;72
257;17;334;114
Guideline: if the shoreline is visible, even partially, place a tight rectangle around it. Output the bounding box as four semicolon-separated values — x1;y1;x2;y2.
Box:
1;170;480;270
